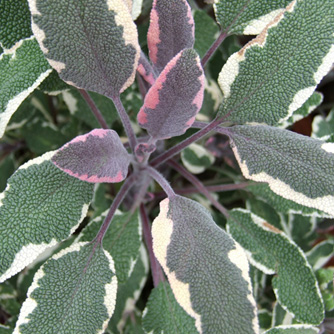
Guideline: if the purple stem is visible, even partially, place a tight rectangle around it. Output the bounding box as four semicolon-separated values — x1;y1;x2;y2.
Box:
94;173;138;244
78;89;109;129
145;166;176;199
168;160;230;218
140;204;165;287
111;95;138;153
201;30;228;68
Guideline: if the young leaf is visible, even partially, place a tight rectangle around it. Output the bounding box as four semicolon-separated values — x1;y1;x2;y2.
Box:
219;0;334;126
227;209;324;324
142;281;198;334
147;0;194;73
137;49;204;140
28;0;140;97
52;129;131;183
0;37;52;138
152;196;259;334
312;108;334;141
227;125;334;216
13;242;117;334
0;152;94;283
78;210;142;283
263;325;319;334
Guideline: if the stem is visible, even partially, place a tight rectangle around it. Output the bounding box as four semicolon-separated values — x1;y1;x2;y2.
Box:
78;89;109;129
140;204;165;287
150;116;223;168
168;160;230;218
112;95;138;152
145;166;176;199
201;30;228;68
94;173;137;243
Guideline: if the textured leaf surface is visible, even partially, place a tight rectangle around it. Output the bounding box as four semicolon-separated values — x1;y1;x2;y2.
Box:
214;0;291;35
0;37;51;138
307;240;334;270
78;210;141;283
248;184;330;218
13;242;117;334
29;0;140;96
142;281;198;334
138;49;204;140
0;152;94;283
52;129;131;183
219;0;334;125
147;0;194;73
228;209;324;324
228;125;334;216
263;325;318;334
152;196;259;334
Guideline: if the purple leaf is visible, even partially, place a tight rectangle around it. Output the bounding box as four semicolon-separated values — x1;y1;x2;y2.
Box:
137;54;156;86
52;129;130;183
137;49;204;140
148;0;195;73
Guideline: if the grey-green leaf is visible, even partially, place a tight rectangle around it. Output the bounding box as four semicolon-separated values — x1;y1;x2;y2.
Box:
0;151;94;283
307;240;334;270
13;242;117;334
152;196;259;334
142;281;198;334
219;0;334;126
263;325;319;334
228;209;324;324
28;0;140;97
227;125;334;216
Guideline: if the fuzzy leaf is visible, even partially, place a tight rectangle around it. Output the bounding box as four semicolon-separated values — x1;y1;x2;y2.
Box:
228;125;334;216
228;209;324;324
13;242;117;334
0;37;52;138
0;152;94;283
263;325;319;334
78;210;142;283
138;49;204;140
307;240;334;270
142;281;198;334
219;0;334;126
152;196;258;334
28;0;140;96
147;0;194;73
52;129;131;183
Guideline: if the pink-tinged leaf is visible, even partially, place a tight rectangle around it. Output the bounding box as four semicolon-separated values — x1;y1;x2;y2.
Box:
52;129;130;183
137;49;204;140
137;54;156;86
147;0;195;73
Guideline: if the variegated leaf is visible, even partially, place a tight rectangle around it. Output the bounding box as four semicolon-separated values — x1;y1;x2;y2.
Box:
28;0;140;97
312;108;334;141
0;152;94;283
263;325;319;334
13;242;117;334
147;0;194;73
138;49;204;140
219;0;334;126
228;209;324;324
52;129;131;183
307;240;334;270
152;196;259;334
227;125;334;216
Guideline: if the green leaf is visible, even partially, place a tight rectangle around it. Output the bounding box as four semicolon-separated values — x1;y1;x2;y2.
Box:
278;92;323;128
181;143;215;174
0;281;21;316
307;240;334;270
78;210;142;283
248;183;330;218
13;242;117;334
312;108;334;141
219;0;334;125
228;125;334;216
315;268;334;312
0;325;12;334
0;151;94;283
152;196;258;334
142;281;198;334
62;89;118;129
214;0;292;35
108;244;148;334
263;325;319;334
29;0;140;97
0;37;52;138
37;70;69;95
0;0;32;49
228;209;324;324
272;302;294;327
0;154;15;192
